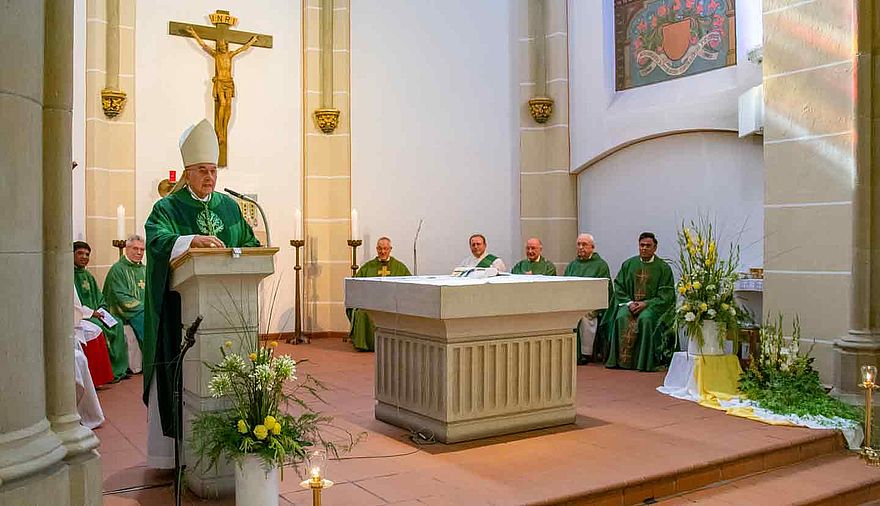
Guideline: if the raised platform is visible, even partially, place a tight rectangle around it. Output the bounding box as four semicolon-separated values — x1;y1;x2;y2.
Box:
99;338;880;505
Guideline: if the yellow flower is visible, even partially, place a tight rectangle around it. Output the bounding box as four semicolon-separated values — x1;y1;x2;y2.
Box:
692;281;702;290
263;415;276;428
253;424;268;440
248;352;257;361
678;285;687;295
269;341;279;348
271;422;282;435
224;340;233;348
721;303;730;311
700;303;708;312
681;303;690;312
237;419;248;434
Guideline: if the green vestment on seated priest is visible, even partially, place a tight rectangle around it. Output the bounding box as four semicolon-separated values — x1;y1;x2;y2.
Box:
348;257;411;352
143;189;259;438
605;255;675;372
103;255;146;347
511;257;557;275
75;266;129;380
563;253;613;361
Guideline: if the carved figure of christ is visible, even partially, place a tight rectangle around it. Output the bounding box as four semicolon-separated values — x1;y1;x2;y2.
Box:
169;11;273;167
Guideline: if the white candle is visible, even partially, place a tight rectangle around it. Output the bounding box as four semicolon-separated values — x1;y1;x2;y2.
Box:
294;208;303;241
350;208;359;240
116;205;125;239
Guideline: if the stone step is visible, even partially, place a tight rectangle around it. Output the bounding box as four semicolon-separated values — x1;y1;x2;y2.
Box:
571;430;845;505
657;451;880;505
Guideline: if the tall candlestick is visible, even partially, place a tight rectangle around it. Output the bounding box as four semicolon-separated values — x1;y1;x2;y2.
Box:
350;208;359;240
294;208;303;241
116;205;125;239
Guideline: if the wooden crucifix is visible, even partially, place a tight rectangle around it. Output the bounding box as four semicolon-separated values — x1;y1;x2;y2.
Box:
169;10;273;167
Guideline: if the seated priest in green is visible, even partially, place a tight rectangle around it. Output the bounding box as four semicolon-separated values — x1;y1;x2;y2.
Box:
103;234;146;346
563;233;612;364
142;119;260;469
605;232;675;372
511;237;556;275
457;233;506;271
74;241;130;382
348;237;411;351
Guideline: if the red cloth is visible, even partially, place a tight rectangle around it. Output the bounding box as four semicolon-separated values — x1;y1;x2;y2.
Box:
82;333;114;387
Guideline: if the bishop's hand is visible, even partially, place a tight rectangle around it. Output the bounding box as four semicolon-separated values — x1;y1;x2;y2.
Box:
191;235;226;248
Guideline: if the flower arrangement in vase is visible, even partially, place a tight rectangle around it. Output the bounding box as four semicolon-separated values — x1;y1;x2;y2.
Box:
671;219;742;353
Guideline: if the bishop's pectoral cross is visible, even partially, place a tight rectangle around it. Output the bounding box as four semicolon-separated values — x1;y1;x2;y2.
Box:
137;279;145;290
378;265;392;276
169;10;273;167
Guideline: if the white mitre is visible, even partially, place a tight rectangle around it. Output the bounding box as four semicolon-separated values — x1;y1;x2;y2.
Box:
172;119;219;193
180;119;219;167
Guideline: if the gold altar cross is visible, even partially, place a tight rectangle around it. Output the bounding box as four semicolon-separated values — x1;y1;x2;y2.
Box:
169;10;273;167
378;265;391;276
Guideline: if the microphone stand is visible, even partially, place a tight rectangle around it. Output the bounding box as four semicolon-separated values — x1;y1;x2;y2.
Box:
224;188;271;247
174;315;203;506
413;219;423;276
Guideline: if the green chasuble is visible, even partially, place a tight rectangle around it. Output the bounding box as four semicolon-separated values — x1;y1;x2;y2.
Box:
143;189;259;437
75;266;129;380
605;255;675;372
348;257;411;352
511;256;557;275
563;253;613;361
103;255;146;347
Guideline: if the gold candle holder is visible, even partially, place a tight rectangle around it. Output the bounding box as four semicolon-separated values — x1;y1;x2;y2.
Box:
289;239;306;344
861;365;880;466
299;449;333;505
112;239;126;258
347;239;362;277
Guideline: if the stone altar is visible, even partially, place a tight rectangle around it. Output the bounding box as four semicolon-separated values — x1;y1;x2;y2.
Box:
345;274;608;443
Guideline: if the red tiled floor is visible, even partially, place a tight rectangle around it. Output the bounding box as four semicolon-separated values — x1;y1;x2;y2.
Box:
96;338;850;505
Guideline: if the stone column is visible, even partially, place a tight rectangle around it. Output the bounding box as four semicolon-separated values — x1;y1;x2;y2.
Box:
84;0;136;284
833;0;880;402
762;0;855;385
303;0;353;333
518;0;577;273
43;0;102;503
0;0;67;503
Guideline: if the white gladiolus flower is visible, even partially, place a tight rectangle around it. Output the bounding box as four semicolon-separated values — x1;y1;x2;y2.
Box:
220;353;246;374
209;372;232;398
707;309;716;318
273;355;297;381
253;363;275;387
685;312;696;322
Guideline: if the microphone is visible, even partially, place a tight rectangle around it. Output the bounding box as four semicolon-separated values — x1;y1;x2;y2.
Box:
224;188;271;247
183;315;204;349
413;219;423;276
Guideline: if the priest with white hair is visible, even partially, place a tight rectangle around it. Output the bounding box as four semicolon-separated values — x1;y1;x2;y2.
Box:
142;119;260;468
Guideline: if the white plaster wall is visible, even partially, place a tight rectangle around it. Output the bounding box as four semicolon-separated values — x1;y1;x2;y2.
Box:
578;132;764;276
350;0;519;275
135;1;301;332
72;0;86;241
569;1;764;169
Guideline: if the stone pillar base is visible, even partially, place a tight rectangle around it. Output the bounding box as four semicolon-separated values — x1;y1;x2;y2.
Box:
66;450;102;506
0;462;70;506
833;336;880;404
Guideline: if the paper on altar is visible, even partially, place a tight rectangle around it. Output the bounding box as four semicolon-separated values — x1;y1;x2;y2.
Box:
354;274;602;286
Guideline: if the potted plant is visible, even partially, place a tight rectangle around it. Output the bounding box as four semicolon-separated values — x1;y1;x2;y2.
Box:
671;219;741;355
190;336;336;506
